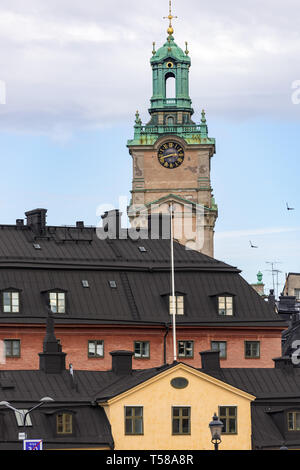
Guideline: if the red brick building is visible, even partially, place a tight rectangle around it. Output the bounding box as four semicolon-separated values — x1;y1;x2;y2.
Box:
0;209;286;371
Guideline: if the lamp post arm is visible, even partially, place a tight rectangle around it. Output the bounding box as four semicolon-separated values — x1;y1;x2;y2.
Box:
23;402;44;428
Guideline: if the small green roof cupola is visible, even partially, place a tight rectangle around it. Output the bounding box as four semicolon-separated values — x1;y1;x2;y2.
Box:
149;1;192;118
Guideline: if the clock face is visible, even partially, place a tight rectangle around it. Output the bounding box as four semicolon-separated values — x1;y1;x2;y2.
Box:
158;142;185;169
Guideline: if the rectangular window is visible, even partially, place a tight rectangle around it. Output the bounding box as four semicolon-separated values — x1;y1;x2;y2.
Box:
88;340;104;358
245;341;260;358
3;292;19;313
49;292;65;313
218;296;233;316
211;341;227;359
169;296;184;315
295;289;300;301
134;341;150;359
178;340;194;358
288;412;300;431
57;413;73;434
4;339;20;357
219;406;237;434
124;407;143;435
172;407;191;435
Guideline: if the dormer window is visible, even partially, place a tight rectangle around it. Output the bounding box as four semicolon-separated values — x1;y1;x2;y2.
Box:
218;296;233;316
169;295;184;315
288;411;300;431
3;291;20;313
49;292;66;314
56;412;73;434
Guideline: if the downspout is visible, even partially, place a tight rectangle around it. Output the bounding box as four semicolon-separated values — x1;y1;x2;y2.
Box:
164;323;170;365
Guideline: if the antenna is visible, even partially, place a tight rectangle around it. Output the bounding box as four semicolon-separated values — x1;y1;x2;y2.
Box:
273;269;283;299
265;261;283;299
170;203;177;362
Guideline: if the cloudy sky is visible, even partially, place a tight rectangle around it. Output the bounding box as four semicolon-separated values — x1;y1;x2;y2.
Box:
0;0;299;295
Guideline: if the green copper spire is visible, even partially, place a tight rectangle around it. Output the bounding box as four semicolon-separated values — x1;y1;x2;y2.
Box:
127;2;215;147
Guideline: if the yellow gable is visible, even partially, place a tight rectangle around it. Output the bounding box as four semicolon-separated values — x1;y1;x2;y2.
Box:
101;364;255;450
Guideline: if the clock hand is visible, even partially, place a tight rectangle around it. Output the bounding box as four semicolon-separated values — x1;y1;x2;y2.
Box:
160;153;178;159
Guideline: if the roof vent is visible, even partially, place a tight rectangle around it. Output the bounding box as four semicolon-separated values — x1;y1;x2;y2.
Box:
16;219;24;227
76;221;84;228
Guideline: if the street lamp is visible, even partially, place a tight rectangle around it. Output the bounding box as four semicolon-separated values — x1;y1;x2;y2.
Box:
209;413;224;450
0;396;54;442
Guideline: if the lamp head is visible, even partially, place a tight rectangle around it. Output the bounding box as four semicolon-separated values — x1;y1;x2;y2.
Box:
0;401;11;407
40;397;54;403
209;413;223;441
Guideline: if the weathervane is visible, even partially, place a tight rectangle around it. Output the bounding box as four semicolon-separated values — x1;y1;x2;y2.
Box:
163;0;178;37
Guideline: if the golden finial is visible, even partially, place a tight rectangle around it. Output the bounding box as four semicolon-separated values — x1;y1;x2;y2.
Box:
185;41;189;55
163;0;178;37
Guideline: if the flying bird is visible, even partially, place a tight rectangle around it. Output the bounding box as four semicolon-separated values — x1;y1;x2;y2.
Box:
249;241;258;248
286;202;295;211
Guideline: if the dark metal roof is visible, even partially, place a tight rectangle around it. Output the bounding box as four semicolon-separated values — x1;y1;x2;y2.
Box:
0;224;285;326
202;367;300;399
2;359;300;450
0;225;234;270
0;267;283;326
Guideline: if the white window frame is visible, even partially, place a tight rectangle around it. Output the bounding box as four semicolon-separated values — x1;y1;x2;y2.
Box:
169;295;184;315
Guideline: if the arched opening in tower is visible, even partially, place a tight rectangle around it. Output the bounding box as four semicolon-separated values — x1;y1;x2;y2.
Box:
165;73;176;99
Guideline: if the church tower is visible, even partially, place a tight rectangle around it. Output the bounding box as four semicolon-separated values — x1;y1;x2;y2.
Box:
127;2;218;257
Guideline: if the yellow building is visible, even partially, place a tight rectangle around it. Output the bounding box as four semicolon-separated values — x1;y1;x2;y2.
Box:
98;361;255;450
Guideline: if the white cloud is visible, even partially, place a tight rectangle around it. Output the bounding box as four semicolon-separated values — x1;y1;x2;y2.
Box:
0;0;300;134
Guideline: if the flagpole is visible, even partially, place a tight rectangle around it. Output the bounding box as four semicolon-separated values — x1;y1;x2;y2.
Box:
170;203;177;362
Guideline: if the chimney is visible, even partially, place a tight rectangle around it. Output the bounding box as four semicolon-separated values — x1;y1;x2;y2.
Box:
76;221;84;228
200;350;220;370
278;295;298;322
268;289;276;310
101;210;123;239
147;213;171;240
273;356;294;370
16;219;24;227
110;350;133;376
25;208;47;236
39;311;66;374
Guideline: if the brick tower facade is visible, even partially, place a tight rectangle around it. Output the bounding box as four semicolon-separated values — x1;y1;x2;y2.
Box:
127;5;218;257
